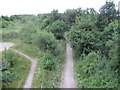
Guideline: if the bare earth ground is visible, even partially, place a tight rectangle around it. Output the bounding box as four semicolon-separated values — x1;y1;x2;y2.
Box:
60;42;76;88
0;43;14;51
0;43;38;88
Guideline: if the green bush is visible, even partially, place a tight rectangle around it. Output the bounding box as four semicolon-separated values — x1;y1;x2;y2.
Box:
41;52;55;70
67;11;98;57
32;33;66;88
19;24;37;44
75;52;118;88
47;20;66;39
2;50;31;88
33;31;60;55
2;50;18;87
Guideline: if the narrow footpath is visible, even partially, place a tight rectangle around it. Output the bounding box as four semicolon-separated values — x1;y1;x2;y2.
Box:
60;42;76;88
0;43;38;88
12;49;38;88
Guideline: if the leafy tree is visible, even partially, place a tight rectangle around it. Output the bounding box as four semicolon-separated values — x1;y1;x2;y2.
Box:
47;20;66;39
99;20;119;56
33;31;61;55
64;8;82;26
76;51;118;88
68;10;98;56
50;9;61;22
40;18;50;30
96;1;117;31
106;31;119;70
41;52;56;70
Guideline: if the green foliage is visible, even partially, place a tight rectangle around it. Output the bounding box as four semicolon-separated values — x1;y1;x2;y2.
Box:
99;20;119;55
10;15;21;20
96;1;117;31
33;31;61;55
41;50;64;71
2;50;31;88
19;24;37;44
13;42;41;58
2;21;10;28
2;50;17;71
47;20;66;39
32;41;65;88
68;10;98;56
75;52;118;88
103;20;118;40
33;61;63;88
41;52;55;70
0;1;118;88
2;50;17;87
106;31;119;71
32;30;66;88
40;18;50;30
1;15;18;28
67;1;119;88
50;9;62;22
2;31;18;41
64;8;82;26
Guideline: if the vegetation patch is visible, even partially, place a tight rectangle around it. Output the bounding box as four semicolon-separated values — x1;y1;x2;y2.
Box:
74;52;118;88
32;32;66;88
13;42;41;59
1;50;31;88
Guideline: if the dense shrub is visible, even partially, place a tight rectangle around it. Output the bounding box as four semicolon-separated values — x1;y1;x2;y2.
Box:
1;49;31;88
2;50;18;87
76;52;118;88
67;10;98;57
33;31;61;55
47;20;66;39
41;52;55;70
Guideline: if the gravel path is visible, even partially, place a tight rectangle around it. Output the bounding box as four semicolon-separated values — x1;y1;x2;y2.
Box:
60;42;76;88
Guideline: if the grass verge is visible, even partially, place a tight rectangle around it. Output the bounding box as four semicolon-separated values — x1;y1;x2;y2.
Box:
13;42;41;59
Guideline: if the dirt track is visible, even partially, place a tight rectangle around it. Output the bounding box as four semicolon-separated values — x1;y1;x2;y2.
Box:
0;43;37;88
1;42;76;88
0;43;14;51
12;49;38;88
60;42;76;88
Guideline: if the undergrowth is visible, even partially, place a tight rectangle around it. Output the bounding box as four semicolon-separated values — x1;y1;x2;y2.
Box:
1;50;31;88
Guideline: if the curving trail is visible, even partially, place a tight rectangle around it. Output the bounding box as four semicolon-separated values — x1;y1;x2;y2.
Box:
0;43;37;88
60;42;76;88
12;49;38;88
